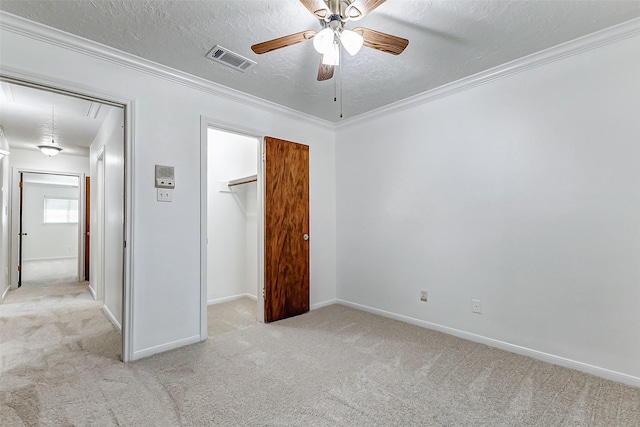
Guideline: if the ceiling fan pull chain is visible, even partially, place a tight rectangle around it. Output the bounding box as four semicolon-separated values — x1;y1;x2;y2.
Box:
339;48;344;119
334;68;337;103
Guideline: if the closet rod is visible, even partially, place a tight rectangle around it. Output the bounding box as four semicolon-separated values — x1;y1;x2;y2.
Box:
228;174;257;187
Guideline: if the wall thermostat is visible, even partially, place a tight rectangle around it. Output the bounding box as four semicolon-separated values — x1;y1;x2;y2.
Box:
155;164;175;188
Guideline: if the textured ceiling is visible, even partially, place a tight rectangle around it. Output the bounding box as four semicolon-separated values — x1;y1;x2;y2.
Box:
1;1;639;122
0;82;118;156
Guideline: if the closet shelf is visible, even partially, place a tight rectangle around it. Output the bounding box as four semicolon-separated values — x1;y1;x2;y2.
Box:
228;174;257;187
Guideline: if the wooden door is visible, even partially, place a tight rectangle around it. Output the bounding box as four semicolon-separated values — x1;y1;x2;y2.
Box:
264;137;310;322
85;177;90;281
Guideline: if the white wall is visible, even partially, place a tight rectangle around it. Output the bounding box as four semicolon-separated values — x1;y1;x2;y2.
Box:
336;34;640;383
0;128;10;298
207;129;258;302
244;183;258;297
21;180;79;260
90;108;124;328
0;16;337;359
7;148;88;287
8;147;90;175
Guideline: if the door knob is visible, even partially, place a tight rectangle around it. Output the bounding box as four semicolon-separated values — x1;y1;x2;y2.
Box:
303;234;309;241
18;233;28;236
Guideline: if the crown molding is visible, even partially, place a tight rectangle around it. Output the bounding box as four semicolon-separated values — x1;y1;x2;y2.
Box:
2;12;639;133
337;17;640;130
0;11;334;130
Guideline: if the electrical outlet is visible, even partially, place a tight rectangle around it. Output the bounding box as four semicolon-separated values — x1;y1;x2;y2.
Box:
472;299;482;314
420;290;428;302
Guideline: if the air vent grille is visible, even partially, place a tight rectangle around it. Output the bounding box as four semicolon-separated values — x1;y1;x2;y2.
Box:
206;45;256;72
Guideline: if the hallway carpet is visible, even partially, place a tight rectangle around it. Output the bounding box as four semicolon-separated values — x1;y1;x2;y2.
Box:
20;258;78;285
1;294;639;426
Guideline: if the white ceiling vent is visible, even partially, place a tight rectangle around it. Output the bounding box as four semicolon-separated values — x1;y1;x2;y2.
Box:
206;45;256;72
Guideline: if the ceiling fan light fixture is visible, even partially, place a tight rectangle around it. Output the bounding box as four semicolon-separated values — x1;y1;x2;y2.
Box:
340;29;364;56
38;142;63;157
39;106;63;157
313;27;335;54
321;43;340;66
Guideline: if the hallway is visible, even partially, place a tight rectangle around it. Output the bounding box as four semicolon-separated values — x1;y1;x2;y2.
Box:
0;279;123;424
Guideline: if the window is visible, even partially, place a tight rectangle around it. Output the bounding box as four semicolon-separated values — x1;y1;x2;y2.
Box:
43;197;79;224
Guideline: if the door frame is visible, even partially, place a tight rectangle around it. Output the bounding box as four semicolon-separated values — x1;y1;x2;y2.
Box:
95;148;106;301
0;71;135;362
10;169;85;287
199;117;266;339
84;176;90;281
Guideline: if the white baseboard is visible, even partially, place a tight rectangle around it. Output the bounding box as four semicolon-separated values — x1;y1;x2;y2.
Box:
133;335;202;360
337;299;640;389
1;284;9;302
207;293;256;306
88;284;97;300
208;296;336;311
102;304;121;331
23;256;77;262
311;298;337;311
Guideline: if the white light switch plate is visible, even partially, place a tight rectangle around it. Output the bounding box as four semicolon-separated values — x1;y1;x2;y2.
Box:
157;188;172;202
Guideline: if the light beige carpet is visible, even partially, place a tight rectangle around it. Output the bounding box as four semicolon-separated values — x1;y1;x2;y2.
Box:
1;280;97;319
21;258;78;285
1;290;639;426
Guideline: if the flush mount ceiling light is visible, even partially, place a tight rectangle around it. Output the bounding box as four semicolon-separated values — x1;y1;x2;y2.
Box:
38;106;62;157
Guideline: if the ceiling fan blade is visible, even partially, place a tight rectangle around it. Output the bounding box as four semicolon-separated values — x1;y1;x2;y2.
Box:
251;30;316;54
345;0;386;20
353;27;409;55
317;61;334;81
299;0;330;19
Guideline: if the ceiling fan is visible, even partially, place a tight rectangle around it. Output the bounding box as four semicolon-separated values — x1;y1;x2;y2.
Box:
251;0;409;81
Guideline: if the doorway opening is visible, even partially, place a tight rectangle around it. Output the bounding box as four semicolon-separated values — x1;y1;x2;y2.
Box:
206;127;263;325
18;171;82;286
0;76;129;360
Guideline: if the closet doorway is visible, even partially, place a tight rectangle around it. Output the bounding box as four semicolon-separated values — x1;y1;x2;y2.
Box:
206;128;261;319
204;126;310;327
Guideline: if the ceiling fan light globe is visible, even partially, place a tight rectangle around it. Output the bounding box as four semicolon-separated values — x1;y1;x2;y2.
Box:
313;27;335;54
321;43;340;66
340;29;364;56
